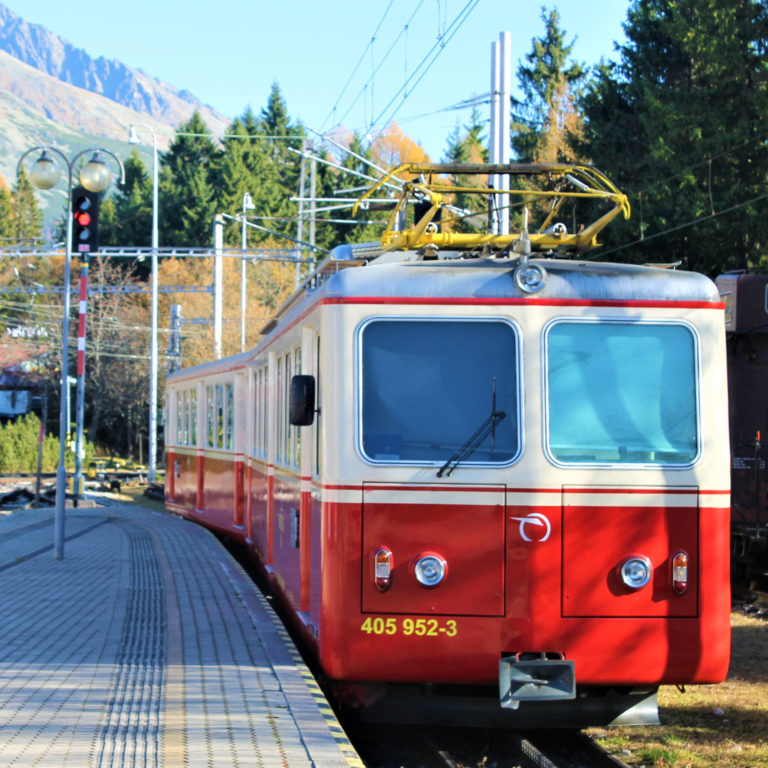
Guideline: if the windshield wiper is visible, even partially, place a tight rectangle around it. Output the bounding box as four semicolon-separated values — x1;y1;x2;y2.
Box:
437;380;506;478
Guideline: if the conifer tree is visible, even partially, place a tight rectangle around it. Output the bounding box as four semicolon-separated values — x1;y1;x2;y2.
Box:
161;110;222;248
512;8;585;163
579;0;768;275
100;150;152;257
0;185;15;244
11;167;43;245
442;108;489;232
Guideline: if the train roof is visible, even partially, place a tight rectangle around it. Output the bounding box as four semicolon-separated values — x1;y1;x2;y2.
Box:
263;164;718;333
260;245;721;336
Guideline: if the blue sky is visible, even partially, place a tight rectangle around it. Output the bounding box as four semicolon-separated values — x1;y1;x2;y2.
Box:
3;0;630;159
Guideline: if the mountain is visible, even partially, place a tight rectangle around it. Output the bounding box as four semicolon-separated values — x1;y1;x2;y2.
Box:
0;3;231;213
0;4;229;134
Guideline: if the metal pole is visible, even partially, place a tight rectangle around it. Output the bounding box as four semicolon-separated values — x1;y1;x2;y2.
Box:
241;209;246;353
499;30;511;235
149;132;159;483
213;214;223;359
56;198;73;557
129;123;159;483
309;155;317;270
73;254;89;502
296;139;307;286
19;146;124;557
490;40;501;235
240;192;253;353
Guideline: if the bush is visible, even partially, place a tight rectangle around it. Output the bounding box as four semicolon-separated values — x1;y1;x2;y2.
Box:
0;413;94;473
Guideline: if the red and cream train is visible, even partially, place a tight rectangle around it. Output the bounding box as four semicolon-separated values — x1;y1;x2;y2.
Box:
164;165;731;727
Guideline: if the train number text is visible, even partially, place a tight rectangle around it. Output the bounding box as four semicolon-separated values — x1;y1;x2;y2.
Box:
360;616;458;637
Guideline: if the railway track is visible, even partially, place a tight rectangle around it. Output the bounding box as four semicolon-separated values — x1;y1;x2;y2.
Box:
346;722;633;768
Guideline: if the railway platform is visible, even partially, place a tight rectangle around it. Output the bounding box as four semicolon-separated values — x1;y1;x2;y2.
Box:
0;498;362;768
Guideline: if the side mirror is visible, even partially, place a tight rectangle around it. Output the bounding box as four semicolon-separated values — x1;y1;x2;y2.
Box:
289;374;316;426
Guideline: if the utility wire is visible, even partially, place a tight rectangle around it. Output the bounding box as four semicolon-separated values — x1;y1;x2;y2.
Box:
365;0;479;136
333;1;425;130
320;1;396;131
596;190;768;259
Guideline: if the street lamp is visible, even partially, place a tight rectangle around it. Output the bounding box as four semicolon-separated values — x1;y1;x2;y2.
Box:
128;124;159;484
241;192;255;352
18;145;125;559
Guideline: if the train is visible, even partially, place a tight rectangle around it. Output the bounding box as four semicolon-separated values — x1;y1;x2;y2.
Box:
715;271;768;585
164;164;731;728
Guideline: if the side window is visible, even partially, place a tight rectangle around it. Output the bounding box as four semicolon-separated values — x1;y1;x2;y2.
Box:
216;384;224;448
176;390;184;445
315;335;321;477
253;367;264;459
294;348;302;469
276;357;283;464
206;385;215;448
261;367;268;458
285;351;292;467
546;321;699;465
189;388;197;447
225;382;234;450
182;390;189;446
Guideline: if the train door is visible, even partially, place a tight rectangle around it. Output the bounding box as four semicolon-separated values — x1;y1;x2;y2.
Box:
233;372;247;528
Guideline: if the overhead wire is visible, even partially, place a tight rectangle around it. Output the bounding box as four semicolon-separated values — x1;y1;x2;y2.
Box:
320;0;396;131
365;0;480;138
332;1;425;130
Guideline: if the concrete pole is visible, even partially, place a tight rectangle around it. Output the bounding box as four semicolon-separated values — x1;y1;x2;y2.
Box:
309;155;317;270
499;30;512;235
213;214;223;360
296;140;307;286
490;41;501;234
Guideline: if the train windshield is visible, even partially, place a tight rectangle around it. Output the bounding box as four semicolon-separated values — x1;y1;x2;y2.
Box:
546;321;699;465
360;319;520;465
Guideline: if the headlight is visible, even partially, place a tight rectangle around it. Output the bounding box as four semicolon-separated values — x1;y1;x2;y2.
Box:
514;262;547;294
413;553;447;588
619;555;652;589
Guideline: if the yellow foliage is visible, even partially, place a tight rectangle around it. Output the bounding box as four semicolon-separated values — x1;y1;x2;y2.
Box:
534;77;586;164
371;122;431;169
158;254;296;369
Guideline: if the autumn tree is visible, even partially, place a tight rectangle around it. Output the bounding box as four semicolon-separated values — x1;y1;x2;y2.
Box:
84;257;150;458
370;122;430;168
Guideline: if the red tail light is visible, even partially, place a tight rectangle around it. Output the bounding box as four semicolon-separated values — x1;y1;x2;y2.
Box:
671;551;689;594
374;547;393;591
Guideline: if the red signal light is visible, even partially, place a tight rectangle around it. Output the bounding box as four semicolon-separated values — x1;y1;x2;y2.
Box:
70;187;99;252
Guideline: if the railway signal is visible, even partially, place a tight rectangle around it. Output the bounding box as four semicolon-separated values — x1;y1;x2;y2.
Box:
71;187;99;253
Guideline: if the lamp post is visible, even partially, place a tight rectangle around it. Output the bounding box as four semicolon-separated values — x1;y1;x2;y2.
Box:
18;146;124;558
241;192;254;353
128;124;159;484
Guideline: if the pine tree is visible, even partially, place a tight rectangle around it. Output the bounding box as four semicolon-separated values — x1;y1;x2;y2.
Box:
0;185;15;244
100;150;152;254
161;111;223;248
579;0;768;275
11;167;43;245
442;108;489;232
512;8;585;163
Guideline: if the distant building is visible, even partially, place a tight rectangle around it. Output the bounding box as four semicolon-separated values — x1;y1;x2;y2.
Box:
0;327;50;419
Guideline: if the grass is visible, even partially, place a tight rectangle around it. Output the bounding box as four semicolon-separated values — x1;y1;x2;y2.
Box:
102;481;166;513
589;611;768;767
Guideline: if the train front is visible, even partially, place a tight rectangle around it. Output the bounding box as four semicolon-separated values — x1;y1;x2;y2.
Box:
313;165;731;728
